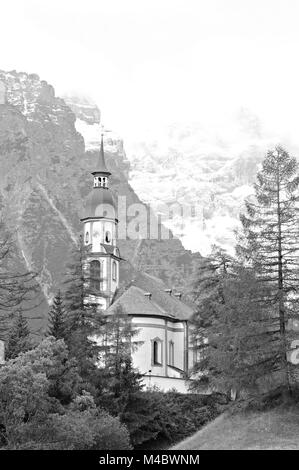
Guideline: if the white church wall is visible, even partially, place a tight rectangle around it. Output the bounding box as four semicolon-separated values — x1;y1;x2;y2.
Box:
166;367;182;379
166;321;185;372
84;221;91;245
101;257;107;291
92;220;103;251
131;317;188;379
103;220;115;245
132;317;166;376
143;375;190;394
110;259;119;293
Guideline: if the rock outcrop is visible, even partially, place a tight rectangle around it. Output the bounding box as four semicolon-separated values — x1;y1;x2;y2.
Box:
0;71;199;335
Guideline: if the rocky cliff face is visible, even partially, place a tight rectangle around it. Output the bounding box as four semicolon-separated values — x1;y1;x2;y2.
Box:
125;114;281;255
70;97;285;255
0;71;198;335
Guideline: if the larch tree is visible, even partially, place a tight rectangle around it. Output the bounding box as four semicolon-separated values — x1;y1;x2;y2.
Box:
0;221;39;338
191;145;299;396
237;146;299;393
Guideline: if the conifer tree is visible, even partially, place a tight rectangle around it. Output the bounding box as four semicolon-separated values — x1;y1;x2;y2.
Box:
237;146;299;392
63;239;88;331
62;239;104;385
96;304;143;414
190;246;235;391
48;291;66;340
192;147;299;396
191;264;277;395
0;221;39;337
191;245;233;330
5;310;31;359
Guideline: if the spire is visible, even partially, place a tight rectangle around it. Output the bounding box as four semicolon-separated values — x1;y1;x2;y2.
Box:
92;128;111;176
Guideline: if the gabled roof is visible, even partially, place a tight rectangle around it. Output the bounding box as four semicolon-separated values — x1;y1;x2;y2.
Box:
106;271;194;321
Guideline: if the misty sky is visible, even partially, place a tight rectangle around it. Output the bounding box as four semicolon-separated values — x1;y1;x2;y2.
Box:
1;0;299;142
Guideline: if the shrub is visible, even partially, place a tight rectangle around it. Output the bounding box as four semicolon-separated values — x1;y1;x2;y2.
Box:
51;409;132;450
0;338;131;450
113;390;224;448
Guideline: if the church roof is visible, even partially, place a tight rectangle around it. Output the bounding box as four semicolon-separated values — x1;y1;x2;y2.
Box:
81;187;117;220
91;133;111;176
106;272;194;321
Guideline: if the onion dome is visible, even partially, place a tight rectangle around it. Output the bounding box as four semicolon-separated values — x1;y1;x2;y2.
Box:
81;187;117;221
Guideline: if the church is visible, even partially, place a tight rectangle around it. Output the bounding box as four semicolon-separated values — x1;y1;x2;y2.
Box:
81;133;196;393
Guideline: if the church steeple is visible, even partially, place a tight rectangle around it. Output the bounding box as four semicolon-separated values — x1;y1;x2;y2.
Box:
92;131;111;188
81;126;121;310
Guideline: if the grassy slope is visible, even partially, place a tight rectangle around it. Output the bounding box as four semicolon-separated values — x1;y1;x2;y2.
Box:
172;407;299;450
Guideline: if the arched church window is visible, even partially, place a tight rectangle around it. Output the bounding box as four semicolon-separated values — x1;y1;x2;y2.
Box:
112;261;117;281
169;341;174;366
152;338;163;366
90;260;101;292
105;231;111;243
85;231;90;245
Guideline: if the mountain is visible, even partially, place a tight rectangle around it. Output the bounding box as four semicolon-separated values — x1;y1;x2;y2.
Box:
0;70;199;336
125;114;282;255
71;96;287;255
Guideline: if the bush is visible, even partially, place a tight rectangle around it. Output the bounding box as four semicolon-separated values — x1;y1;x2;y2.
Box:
114;390;224;448
0;338;132;450
6;410;131;450
51;409;132;450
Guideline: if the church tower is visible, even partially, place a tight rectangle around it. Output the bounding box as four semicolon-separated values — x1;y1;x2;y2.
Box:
81;130;121;310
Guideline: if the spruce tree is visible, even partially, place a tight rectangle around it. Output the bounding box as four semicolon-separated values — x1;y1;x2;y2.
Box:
62;239;103;385
48;291;66;340
5;310;31;359
190;246;235;391
191;245;233;330
96;304;143;413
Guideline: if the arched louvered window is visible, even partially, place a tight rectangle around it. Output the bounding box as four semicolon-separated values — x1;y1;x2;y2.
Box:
105;231;111;243
90;260;101;292
112;261;117;281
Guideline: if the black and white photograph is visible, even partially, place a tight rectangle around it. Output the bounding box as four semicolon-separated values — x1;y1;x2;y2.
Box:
0;0;299;458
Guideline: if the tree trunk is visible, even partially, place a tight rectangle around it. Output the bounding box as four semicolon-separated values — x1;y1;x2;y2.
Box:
276;171;291;394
